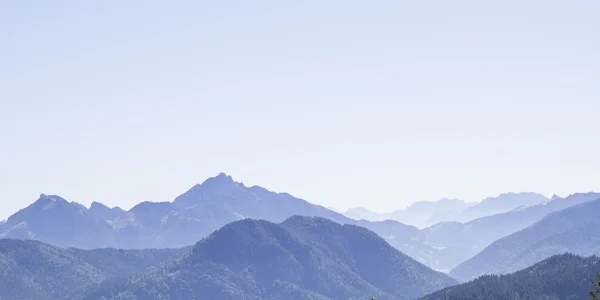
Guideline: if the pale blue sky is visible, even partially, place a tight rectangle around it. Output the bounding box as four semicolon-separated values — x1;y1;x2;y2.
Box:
1;0;599;219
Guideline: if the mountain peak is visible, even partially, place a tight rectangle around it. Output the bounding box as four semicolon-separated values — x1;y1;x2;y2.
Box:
473;192;548;209
90;201;125;211
34;194;69;208
438;198;463;203
199;172;236;188
190;172;244;193
130;201;173;213
90;201;110;210
38;193;67;202
217;172;229;178
282;215;337;227
173;173;250;209
88;214;455;300
88;201;126;221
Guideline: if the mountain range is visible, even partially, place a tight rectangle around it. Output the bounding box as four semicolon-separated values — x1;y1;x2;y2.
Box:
0;217;457;300
2;174;445;270
70;216;457;300
1;173;600;299
88;202;127;221
0;174;348;250
344;198;473;227
0;239;187;300
459;192;550;221
2;173;598;275
450;197;600;281
413;191;600;272
0;194;115;249
344;192;550;228
421;254;600;300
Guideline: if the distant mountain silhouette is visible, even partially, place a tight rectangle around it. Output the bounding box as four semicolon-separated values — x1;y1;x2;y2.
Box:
413;192;600;271
344;193;549;228
174;173;348;223
71;216;457;300
421;254;600;300
88;202;126;221
460;192;549;220
450;197;600;281
421;192;549;226
0;174;443;270
344;207;387;221
345;198;473;228
0;194;114;249
0;239;187;300
1;174;597;273
108;173;356;249
389;198;474;227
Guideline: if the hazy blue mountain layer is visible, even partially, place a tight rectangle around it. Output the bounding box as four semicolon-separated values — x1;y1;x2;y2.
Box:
2;173;597;273
451;197;600;281
422;254;600;300
70;216;457;300
0;239;187;300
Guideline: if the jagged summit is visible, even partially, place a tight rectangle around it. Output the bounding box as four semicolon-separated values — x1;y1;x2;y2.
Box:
90;201;109;209
129;201;173;213
464;192;549;214
89;201;124;211
174;173;249;208
89;201;126;221
437;197;466;204
479;192;544;203
1;194;114;249
36;193;68;203
199;172;239;187
407;197;469;209
23;194;74;212
178;173;241;197
550;194;563;201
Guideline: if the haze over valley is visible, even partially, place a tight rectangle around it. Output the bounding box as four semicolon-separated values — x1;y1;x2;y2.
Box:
1;173;600;299
2;0;600;299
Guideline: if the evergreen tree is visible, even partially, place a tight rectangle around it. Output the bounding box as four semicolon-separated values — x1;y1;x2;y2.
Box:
591;272;600;300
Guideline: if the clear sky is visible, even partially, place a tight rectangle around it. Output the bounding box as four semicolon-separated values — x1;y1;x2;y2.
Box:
1;0;599;219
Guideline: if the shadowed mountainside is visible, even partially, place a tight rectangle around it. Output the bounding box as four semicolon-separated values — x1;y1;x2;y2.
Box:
2;174;597;273
70;216;457;300
451;197;600;281
0;239;188;300
422;254;600;300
